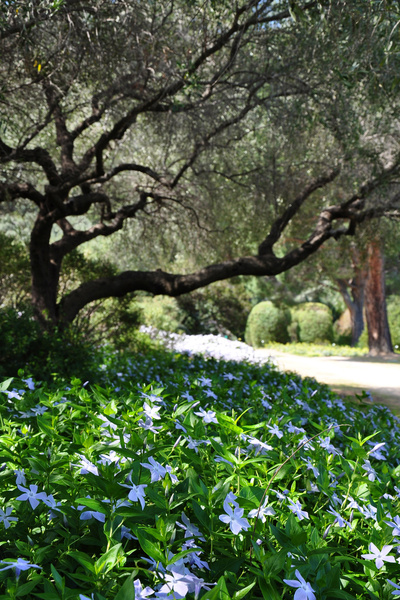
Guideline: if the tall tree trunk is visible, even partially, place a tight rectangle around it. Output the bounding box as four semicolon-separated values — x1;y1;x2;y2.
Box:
364;238;393;355
335;246;367;346
336;277;365;346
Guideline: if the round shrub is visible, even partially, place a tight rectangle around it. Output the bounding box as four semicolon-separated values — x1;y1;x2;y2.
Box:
293;302;333;344
245;301;291;347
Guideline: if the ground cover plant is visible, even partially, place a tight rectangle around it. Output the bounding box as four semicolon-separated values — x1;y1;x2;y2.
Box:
1;345;400;599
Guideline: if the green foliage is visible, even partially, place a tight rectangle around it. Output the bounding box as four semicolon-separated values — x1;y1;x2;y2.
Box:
333;309;353;346
0;307;98;381
176;281;251;338
0;232;30;307
0;344;400;598
387;295;400;348
137;295;186;332
291;302;334;344
264;341;368;357
245;301;291;347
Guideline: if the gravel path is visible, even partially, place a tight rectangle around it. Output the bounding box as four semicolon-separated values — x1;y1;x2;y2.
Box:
144;328;400;412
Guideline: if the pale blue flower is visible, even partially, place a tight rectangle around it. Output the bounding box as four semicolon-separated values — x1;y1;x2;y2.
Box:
248;497;276;523
0;558;41;578
287;498;309;520
219;504;250;534
194;407;218;424
388;579;400;596
361;543;396;568
362;459;380;482
266;423;283;438
16;484;47;509
283;569;316;600
0;507;18;528
141;457;167;482
133;578;155;599
119;482;147;509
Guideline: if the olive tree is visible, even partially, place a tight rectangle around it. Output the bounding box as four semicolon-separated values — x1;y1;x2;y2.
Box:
1;0;400;334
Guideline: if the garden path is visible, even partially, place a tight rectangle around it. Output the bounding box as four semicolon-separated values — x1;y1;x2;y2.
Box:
257;349;400;413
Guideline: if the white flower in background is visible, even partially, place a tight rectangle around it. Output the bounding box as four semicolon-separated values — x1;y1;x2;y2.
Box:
75;455;99;476
266;423;283;438
385;515;400;537
142;402;161;420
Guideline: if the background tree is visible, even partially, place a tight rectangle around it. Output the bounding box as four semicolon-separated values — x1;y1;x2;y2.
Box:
1;0;400;348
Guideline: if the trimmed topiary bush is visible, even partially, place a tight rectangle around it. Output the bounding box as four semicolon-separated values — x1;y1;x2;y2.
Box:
292;302;333;344
245;301;291;347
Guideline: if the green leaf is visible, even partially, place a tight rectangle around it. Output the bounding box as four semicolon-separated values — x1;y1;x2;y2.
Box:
75;497;108;514
95;543;123;575
201;576;231;600
114;572;136;600
15;576;41;597
50;564;64;593
67;551;96;574
259;578;281;600
262;551;286;579
136;529;165;564
232;580;256;600
0;378;13;392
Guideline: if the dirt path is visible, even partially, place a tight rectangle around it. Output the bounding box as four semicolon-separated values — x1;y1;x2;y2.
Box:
255;349;400;414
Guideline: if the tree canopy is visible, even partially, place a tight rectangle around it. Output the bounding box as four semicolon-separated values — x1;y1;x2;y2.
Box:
1;0;400;329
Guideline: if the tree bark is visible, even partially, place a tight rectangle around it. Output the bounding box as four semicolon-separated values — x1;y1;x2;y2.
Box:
335;246;368;346
336;275;366;346
364;238;393;355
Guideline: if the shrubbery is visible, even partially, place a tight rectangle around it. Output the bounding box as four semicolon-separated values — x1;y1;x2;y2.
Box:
244;301;335;347
387;295;400;347
244;301;291;347
291;302;334;344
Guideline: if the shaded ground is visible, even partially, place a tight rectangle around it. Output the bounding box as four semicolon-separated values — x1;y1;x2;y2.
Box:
256;349;400;414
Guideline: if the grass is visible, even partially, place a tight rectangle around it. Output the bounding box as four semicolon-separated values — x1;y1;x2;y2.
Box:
263;342;369;357
0;346;399;599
